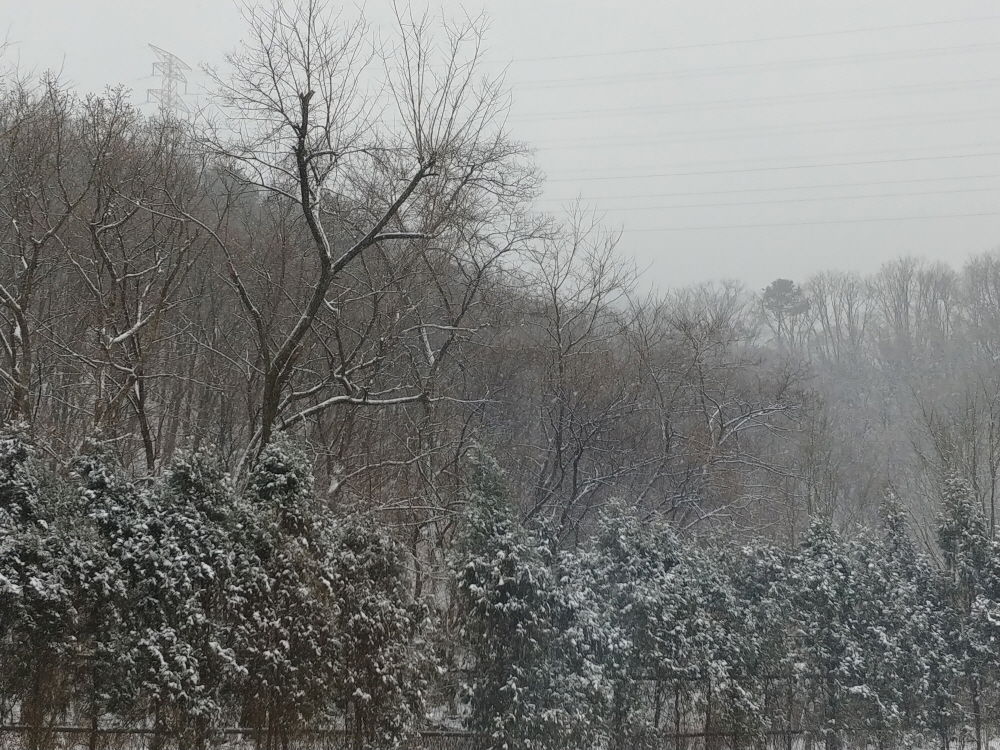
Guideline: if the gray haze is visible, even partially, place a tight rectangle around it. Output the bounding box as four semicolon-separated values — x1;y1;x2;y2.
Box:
7;0;1000;292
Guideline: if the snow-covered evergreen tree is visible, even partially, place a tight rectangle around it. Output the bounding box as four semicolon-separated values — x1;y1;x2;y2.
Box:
850;499;932;743
326;516;428;750
233;437;339;748
719;542;793;745
0;429;77;731
66;447;133;728
101;449;244;747
938;475;990;612
239;436;428;750
454;450;607;750
790;520;865;750
937;475;999;749
587;501;725;750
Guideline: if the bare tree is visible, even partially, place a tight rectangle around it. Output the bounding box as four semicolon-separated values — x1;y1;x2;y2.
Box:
659;282;804;531
962;251;1000;360
506;206;639;540
0;76;92;426
200;0;538;474
55;92;209;473
806;270;870;364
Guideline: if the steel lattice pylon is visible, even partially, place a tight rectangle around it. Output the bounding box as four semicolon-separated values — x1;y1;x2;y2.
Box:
147;44;191;116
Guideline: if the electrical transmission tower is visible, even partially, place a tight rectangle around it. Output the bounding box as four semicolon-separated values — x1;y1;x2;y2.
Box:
147;44;191;116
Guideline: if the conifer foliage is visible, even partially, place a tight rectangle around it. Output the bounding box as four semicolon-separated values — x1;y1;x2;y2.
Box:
8;434;1000;749
454;451;607;750
0;430;77;731
450;460;1000;750
1;431;427;749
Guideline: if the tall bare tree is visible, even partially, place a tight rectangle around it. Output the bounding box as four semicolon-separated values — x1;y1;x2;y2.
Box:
200;0;539;475
0;77;92;426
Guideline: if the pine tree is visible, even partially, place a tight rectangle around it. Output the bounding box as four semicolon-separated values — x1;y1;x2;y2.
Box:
238;436;429;750
938;475;990;613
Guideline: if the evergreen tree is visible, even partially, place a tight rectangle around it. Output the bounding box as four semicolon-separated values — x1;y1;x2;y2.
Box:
326;516;428;750
68;448;132;730
852;527;917;743
719;543;793;747
239;436;428;750
938;475;990;612
454;450;606;750
937;475;997;750
587;502;722;750
104;450;245;747
235;437;341;749
790;521;865;750
0;430;76;736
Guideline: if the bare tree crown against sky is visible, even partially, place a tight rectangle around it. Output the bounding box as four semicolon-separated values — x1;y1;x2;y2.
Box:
7;0;1000;292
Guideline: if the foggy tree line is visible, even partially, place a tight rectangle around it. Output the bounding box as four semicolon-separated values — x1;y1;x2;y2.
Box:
759;259;1000;538
6;41;1000;553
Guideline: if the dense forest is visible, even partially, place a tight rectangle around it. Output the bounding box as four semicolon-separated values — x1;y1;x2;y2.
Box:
4;1;1000;749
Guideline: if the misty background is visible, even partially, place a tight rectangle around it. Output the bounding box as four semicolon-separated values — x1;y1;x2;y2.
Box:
8;0;1000;292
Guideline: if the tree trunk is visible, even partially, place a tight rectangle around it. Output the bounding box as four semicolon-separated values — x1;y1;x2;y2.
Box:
676;687;683;750
786;672;795;750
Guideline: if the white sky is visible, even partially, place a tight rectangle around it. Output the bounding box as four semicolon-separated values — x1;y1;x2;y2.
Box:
6;0;1000;294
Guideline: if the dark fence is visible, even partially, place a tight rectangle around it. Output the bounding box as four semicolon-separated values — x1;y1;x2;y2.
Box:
2;726;992;750
0;728;477;750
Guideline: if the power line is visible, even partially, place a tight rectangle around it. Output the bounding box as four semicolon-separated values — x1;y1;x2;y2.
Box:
503;14;1000;63
546;184;1000;212
514;41;1000;91
483;13;1000;244
545;151;1000;183
624;210;1000;232
551;142;1000;178
537;173;1000;203
530;108;1000;151
511;76;1000;122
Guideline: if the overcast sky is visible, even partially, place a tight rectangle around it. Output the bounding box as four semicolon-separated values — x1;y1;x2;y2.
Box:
7;0;1000;294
